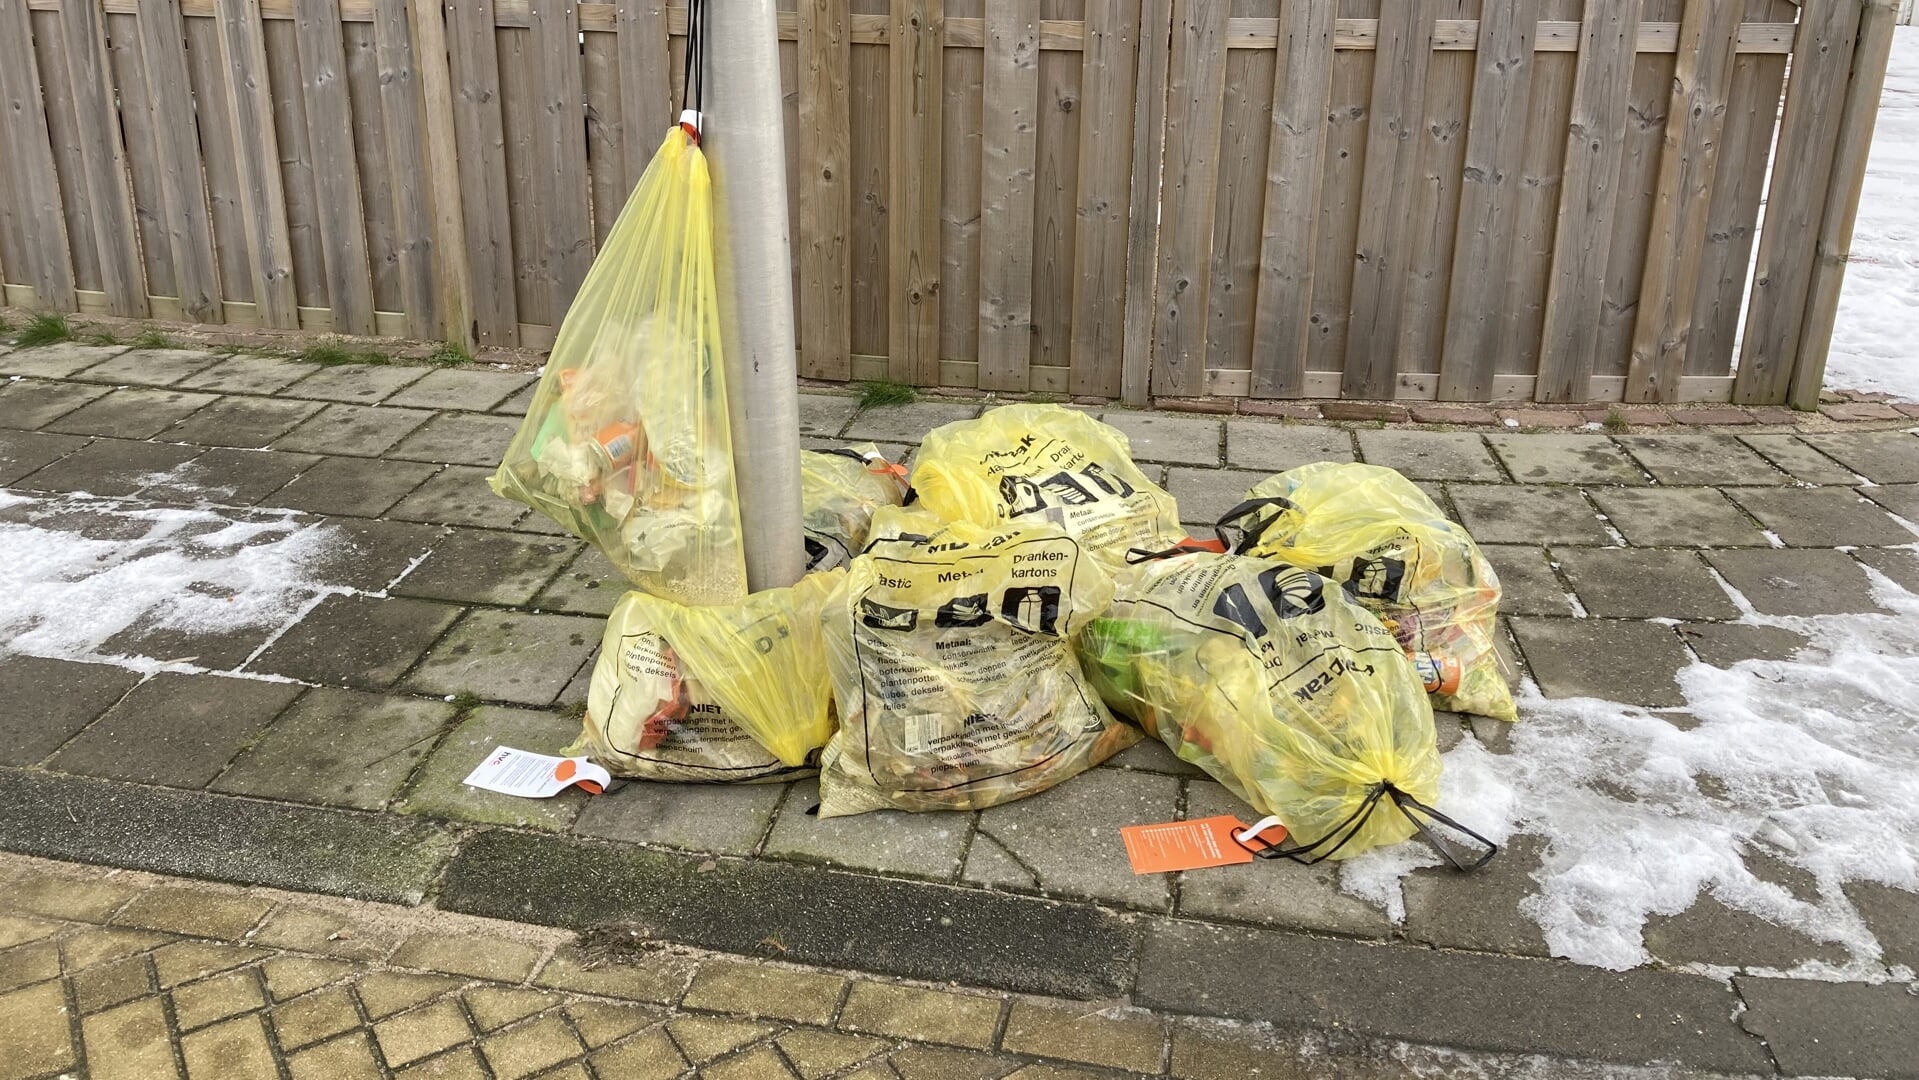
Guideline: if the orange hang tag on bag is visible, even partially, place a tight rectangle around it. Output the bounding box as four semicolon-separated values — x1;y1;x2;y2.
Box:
1121;815;1289;874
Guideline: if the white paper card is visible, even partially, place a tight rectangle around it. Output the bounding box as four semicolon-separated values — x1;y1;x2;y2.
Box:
462;746;611;798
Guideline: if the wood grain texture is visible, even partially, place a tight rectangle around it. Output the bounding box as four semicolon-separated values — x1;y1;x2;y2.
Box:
182;14;253;303
409;0;475;345
582;29;622;246
445;0;518;344
1304;2;1375;379
1202;3;1272;380
847;5;888;360
371;0;438;335
530;0;593;318
940;0;984;376
887;0;942;384
615;0;669;188
1150;0;1229;397
1396;0;1475;379
216;0;300;327
0;0;75;309
37;8;105;292
1068;0;1140;397
138;1;222;320
264;19;327;307
60;0;147;315
796;0;852;379
1118;0;1170;404
106;14;174;300
293;0;378;334
1030;0;1082;379
343;19;398;312
978;0;1041;390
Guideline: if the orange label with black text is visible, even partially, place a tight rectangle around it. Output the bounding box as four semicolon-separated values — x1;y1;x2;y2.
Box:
1121;816;1288;874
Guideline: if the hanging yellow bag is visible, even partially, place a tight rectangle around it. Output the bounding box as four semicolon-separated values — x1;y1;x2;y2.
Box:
1218;462;1518;722
802;445;908;572
490;126;746;606
910;404;1185;564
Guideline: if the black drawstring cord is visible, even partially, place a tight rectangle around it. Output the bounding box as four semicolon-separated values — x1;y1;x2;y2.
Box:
1233;781;1498;871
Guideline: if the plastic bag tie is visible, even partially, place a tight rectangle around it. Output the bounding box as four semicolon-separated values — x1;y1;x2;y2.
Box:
1233;781;1498;871
1212;496;1298;555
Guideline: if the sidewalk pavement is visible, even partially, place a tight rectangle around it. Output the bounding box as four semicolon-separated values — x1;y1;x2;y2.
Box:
3;340;1919;1078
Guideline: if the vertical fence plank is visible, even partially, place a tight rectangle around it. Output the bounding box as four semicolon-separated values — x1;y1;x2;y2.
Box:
373;0;439;336
1533;3;1639;402
1150;0;1229;397
1032;0;1083;382
1498;0;1580;381
0;0;75;309
1118;0;1171;404
140;0;222;321
184;16;252;305
941;0;985;379
60;0;147;316
796;0;852;380
1306;4;1374;380
582;30;623;247
1248;1;1334;398
889;0;944;385
1735;0;1865;404
978;0;1041;390
1069;0;1141;397
1341;0;1436;399
531;0;594;317
1397;0;1475;380
36;11;101;294
107;15;175;304
445;0;518;345
265;21;328;310
498;27;547;327
616;0;670;187
294;0;378;335
344;22;399;313
216;0;300;328
1436;0;1535;400
409;0;474;345
1790;0;1899;409
1202;3;1273;382
1624;0;1741;402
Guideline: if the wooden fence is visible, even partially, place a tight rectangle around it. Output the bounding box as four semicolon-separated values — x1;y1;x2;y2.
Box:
0;0;1899;406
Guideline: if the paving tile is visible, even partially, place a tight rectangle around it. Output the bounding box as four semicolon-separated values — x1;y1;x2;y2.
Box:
702;1045;799;1080
58;927;174;971
841;401;982;443
393;1046;490;1079
71;955;152;1013
1487;433;1646;485
481;1013;581;1079
0;655;139;766
42;386;218;438
172;968;268;1030
388;412;522;466
572;779;785;855
48;673;303;787
156;943;271;990
1614;433;1789;487
388;464;523;528
280;362;431;403
1643;891;1847;970
0;981;77;1078
1843;881;1919;970
1585;486;1765;547
965;768;1180;909
1553;548;1739;620
492;381;538;415
8;436;199;496
1097;736;1204;776
681;958;845;1024
176;354;322;394
261;956;355;1001
799;393;861;436
1508;617;1690;707
535;949;697;1004
137;446;321;506
764;777;970;878
1165;466;1268;527
0;428;88;483
1000;999;1165;1074
0;377;110;429
398;706;588;828
1174;781;1393;938
1726;485;1917;547
1803;430;1919;484
180;1013;281;1080
287;1031;385;1080
1100;411;1222;465
71;347;221;387
214;688;452;809
1736;976;1919;1080
393;528;577;606
272;987;362;1050
392;934;541;982
1449;484;1612;545
82;997;178;1080
117;888;272;940
100;593;305;671
305;519;446;591
355;972;464;1019
1478;544;1572;616
1355;429;1502;481
263;456;438;517
0;341;128;378
384;368;536;411
463;987;554;1031
887;1045;1021;1079
1705;548;1891;616
374;999;475;1068
1856;545;1919;594
1223;422;1353;472
274;402;438;456
838;981;1002;1050
563;1001;661;1048
777;1030;888;1078
1675;622;1808;667
0;940;61;993
533;545;628;616
1401;834;1551;957
1738;432;1860;486
585;1028;687;1079
250;595;464;689
166;396;324;448
1861;482;1919;524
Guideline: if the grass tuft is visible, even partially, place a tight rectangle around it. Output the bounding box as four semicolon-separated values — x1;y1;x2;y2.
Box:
428;340;474;367
131;329;178;351
446;690;485;726
0;314;12;335
1602;407;1630;434
857;379;917;408
16;312;76;348
87;330;121;346
301;341;389;367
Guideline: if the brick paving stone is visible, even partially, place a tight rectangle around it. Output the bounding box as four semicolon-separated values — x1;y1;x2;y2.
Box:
841;401;982;443
1585;486;1765;547
59;928;173;971
272;987;363;1049
1175;781;1391;937
536;950;698;1004
838;982;1002;1050
1509;617;1690;707
0;377;111;429
1552;548;1738;620
0;428;87;483
1614;433;1788;486
463;987;553;1031
887;1045;1021;1079
1676;622;1808;667
178;355;322;394
1000;1000;1165;1074
1355;429;1502;481
73;348;221;387
572;779;785;855
1448;484;1612;545
375;999;475;1067
138;446;320;506
388;412;521;466
281;363;431;403
1804;430;1919;484
1819;402;1904;421
172;968;267;1030
1165;466;1267;526
43;386;218;439
49;673;303;788
101;592;309;673
586;1028;687;1079
384;368;536;411
250;909;395;963
1099;412;1222;465
293;520;438;594
563;1001;660;1048
1097;736;1203;776
0;655;138;766
1477;545;1572;616
0;342;128;378
1738;433;1860;485
0;940;61;992
1862;482;1919;522
1728;485;1917;547
1642;892;1847;970
1401;834;1552;957
249;595;464;690
394;1046;490;1078
264;455;437;517
82;997;180;1080
181;1013;282;1079
799;393;861;436
72;955;152;1013
965;768;1180;909
9;436;199;495
405;609;599;705
764;778;969;879
274;402;437;456
398;706;588;829
534;545;628;616
1736;976;1919;1080
166;396;324;448
1706;548;1890;616
214;689;451;809
286;1031;386;1080
389;464;524;528
0;981;75;1079
1153;396;1236;414
1409;404;1496;425
1223;422;1352;472
778;1030;889;1077
703;1045;801;1080
1668;407;1756;425
481;1013;581;1079
0;917;57;951
356;972;465;1019
394;528;577;606
392;933;541;982
117;887;272;940
1487;434;1645;485
1236;400;1321;419
1497;408;1586;429
262;956;355;1001
154;942;267;988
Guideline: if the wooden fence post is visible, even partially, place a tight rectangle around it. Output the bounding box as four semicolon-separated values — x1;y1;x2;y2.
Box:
61;0;148;317
1149;0;1229;399
216;0;301;329
294;0;379;336
889;0;944;386
407;0;475;349
0;0;76;311
1118;0;1172;405
977;0;1040;392
796;0;852;381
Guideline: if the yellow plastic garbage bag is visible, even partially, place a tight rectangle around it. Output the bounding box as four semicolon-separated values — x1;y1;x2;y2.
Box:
583;572;840;780
1079;550;1481;863
490;126;746;606
1219;462;1518;723
817;520;1139;816
802;445;908;572
910;404;1184;564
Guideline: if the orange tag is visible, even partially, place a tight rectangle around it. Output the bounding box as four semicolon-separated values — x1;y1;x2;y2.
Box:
1121;816;1287;874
